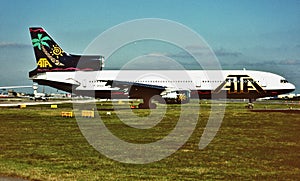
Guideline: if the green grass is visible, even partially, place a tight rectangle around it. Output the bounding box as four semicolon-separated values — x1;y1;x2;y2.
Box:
0;100;299;180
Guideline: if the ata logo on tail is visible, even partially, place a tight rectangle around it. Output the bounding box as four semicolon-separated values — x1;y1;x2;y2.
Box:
37;58;52;68
214;75;265;94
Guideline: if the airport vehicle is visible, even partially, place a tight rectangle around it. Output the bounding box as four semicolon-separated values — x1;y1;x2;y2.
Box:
28;84;48;101
29;93;48;101
28;27;295;108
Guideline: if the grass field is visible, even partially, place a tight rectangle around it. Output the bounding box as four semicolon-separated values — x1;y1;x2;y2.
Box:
0;100;299;180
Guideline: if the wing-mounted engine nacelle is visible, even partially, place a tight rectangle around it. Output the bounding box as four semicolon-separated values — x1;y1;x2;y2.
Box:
159;90;190;104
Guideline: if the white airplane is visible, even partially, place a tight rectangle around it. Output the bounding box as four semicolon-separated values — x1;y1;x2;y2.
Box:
0;84;48;101
0;85;32;98
0;86;32;89
28;27;296;108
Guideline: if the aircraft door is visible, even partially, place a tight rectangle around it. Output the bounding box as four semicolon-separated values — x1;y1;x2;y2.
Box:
82;79;87;88
195;78;201;88
260;78;267;88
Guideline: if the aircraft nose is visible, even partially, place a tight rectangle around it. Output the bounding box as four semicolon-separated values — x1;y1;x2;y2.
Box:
289;83;296;91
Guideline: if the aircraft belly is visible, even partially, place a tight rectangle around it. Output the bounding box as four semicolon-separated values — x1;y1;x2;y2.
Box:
191;88;295;99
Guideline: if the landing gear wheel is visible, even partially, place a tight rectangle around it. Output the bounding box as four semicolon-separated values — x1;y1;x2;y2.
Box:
138;103;157;109
138;103;144;109
246;99;255;109
149;103;157;109
246;103;254;109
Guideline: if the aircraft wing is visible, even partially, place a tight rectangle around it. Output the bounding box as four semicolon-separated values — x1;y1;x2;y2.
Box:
0;85;32;90
106;80;166;90
106;80;166;98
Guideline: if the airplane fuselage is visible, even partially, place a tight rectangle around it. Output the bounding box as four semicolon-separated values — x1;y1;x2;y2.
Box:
31;70;295;100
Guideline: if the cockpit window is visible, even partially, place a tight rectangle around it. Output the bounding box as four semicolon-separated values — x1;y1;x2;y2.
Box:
280;79;288;83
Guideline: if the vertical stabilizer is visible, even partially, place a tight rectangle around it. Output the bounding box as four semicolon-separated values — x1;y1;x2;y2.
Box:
29;27;67;69
29;27;104;77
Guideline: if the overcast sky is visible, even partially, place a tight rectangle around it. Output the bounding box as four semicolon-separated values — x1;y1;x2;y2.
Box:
0;0;299;93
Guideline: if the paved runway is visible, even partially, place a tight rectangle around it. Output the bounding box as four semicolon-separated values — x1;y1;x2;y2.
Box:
0;100;73;107
0;98;104;107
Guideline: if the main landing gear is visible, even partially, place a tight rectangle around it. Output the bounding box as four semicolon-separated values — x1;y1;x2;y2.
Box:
246;99;254;109
138;96;157;109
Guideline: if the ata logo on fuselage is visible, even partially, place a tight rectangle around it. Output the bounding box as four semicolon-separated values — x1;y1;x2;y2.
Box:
214;75;265;94
37;58;52;68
